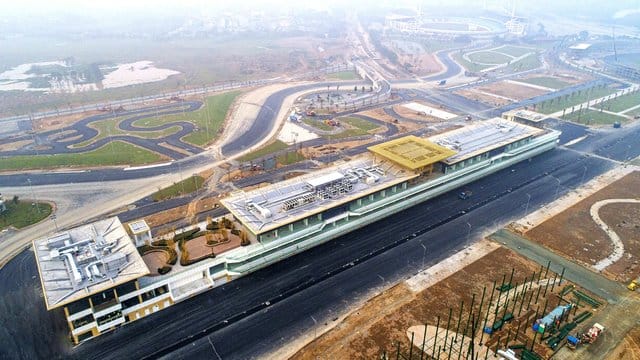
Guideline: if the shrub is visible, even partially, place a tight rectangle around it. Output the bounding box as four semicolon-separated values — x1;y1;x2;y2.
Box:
157;266;172;275
206;222;219;231
173;227;200;242
240;231;250;246
230;229;241;236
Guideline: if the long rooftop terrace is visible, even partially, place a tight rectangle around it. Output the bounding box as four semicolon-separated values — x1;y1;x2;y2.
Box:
429;118;544;165
221;156;417;235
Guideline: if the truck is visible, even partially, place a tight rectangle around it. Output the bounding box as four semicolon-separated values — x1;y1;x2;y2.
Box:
458;190;473;200
438;79;447;86
581;323;605;344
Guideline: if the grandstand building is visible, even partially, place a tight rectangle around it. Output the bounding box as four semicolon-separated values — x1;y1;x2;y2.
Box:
34;118;560;343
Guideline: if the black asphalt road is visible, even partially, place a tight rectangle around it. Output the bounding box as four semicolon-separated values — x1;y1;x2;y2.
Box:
422;51;463;82
220;81;368;156
0;123;627;359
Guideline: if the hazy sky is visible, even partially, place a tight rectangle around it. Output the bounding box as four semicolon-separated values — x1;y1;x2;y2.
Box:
2;0;639;28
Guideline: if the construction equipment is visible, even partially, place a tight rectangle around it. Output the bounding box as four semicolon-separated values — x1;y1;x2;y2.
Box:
567;335;580;349
627;278;638;291
581;323;605;344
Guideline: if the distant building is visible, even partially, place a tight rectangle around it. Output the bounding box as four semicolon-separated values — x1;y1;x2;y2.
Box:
505;17;528;37
568;43;592;59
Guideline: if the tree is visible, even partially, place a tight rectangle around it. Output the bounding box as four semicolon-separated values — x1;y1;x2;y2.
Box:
12;195;18;204
361;86;365;93
354;85;358;92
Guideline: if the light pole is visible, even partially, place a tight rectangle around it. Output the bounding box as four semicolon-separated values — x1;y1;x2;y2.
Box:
524;193;532;215
310;315;318;340
421;243;427;269
27;178;40;213
580;166;587;184
466;222;472;243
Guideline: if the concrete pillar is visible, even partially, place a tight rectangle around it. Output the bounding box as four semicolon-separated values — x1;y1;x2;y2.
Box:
304;218;309;226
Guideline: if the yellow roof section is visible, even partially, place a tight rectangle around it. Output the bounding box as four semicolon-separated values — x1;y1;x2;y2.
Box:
368;135;457;170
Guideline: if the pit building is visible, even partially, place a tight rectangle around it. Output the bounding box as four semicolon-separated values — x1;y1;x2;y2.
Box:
34;117;560;343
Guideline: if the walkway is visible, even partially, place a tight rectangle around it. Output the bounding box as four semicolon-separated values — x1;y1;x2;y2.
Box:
591;199;640;271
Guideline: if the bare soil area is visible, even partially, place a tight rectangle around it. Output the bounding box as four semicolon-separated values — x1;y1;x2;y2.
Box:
291;246;584;360
144;196;220;230
33;110;102;132
392;104;455;123
454;89;511;107
477;81;548;101
606;326;640;360
524;171;640;282
521;71;592;86
142;251;169;276
358;109;423;132
0;139;32;151
183;232;241;260
301;139;376;159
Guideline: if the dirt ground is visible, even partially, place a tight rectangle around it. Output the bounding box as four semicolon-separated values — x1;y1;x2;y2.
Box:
291;246;589;360
144;196;220;231
358;108;423;132
395;51;442;76
520;71;592;86
183;232;241;260
524;171;640;282
454;89;511;107
0;139;32;151
300;139;376;159
477;81;548;101
392;104;457;122
142;251;169;275
606;326;640;360
33;110;102;132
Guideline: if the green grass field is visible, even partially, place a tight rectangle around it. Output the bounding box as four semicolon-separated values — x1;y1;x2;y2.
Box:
503;54;542;73
495;45;534;58
518;76;571;90
0;200;53;230
597;91;640;113
276;151;306;165
303;118;333;131
0;141;164;170
237;140;289;162
537;86;619;114
467;51;513;65
453;52;491;73
134;91;241;146
328;116;380;139
327;71;360;80
152;175;204;201
563;109;628;125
